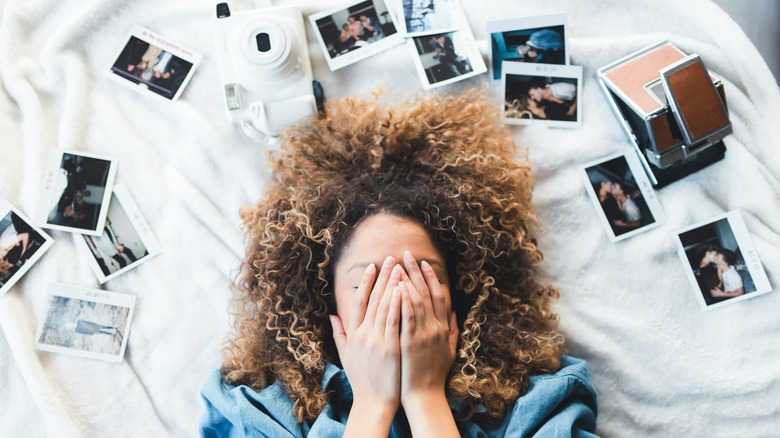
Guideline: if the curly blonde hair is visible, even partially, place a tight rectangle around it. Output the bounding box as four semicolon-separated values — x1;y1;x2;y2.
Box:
222;89;565;423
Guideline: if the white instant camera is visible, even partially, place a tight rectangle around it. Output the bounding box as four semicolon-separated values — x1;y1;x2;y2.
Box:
213;1;320;142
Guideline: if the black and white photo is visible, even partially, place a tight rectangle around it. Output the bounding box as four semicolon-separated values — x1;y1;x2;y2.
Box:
108;25;202;101
503;62;582;127
0;203;53;296
583;152;665;242
676;210;772;310
36;149;117;236
76;184;161;284
35;283;136;362
488;13;568;80
396;0;462;36
310;0;403;71
409;26;486;89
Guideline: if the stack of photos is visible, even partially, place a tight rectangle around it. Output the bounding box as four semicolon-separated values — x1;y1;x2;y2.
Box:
489;14;583;127
582;151;665;242
108;25;202;102
35;283;136;362
75;185;161;284
0;203;53;296
310;0;404;71
35;149;118;236
676;211;772;310
403;1;486;89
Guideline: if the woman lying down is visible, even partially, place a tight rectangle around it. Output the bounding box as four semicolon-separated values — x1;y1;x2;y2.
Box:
200;90;598;437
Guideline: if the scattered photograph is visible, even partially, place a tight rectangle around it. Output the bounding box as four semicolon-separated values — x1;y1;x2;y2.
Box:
310;0;404;71
488;13;568;80
676;210;772;310
75;185;161;284
36;149;117;236
502;62;582;127
582;151;665;242
0;203;54;296
395;0;462;36
408;25;486;89
108;25;202;101
35;283;136;362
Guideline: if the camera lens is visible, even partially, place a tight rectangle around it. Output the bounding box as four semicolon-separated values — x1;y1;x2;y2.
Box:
256;33;271;52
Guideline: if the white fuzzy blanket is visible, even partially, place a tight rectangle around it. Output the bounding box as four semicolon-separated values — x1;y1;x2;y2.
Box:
1;0;778;436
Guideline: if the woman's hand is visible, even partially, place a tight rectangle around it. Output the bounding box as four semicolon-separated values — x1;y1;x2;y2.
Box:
330;256;403;436
398;251;459;437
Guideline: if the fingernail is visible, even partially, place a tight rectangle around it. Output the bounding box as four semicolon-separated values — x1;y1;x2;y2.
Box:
391;264;402;277
404;250;413;262
383;256;394;268
421;260;430;270
398;281;406;291
365;263;375;274
393;286;399;295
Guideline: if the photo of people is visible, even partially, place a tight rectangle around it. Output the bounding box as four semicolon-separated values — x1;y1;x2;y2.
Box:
583;152;664;242
36;284;136;362
399;0;459;36
488;14;568;80
0;206;53;296
108;26;201;101
677;211;773;310
502;62;582;127
311;0;401;70
409;27;486;88
39;151;116;235
79;185;160;283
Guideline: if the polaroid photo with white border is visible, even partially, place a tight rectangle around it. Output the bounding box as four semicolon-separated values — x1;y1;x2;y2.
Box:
310;0;404;71
676;210;772;311
502;62;582;128
107;25;202;102
0;202;54;296
582;151;665;242
488;13;569;80
36;149;118;236
408;21;486;89
394;0;464;37
35;283;136;363
75;184;161;284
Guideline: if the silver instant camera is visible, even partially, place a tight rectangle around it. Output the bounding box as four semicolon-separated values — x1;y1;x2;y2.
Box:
213;2;320;142
597;41;732;187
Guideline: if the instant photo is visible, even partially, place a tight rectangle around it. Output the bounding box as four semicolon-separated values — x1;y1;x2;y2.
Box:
502;62;582;128
488;13;568;80
108;25;202;101
582;151;665;242
395;0;463;37
76;185;161;284
35;283;136;362
676;210;772;311
310;0;404;71
408;25;486;89
36;149;117;236
0;203;54;296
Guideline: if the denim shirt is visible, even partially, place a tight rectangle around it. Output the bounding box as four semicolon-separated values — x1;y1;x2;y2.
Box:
200;355;598;437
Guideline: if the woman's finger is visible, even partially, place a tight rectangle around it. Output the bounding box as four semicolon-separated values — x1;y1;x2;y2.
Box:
421;260;449;323
399;269;430;328
348;262;377;333
384;286;402;344
330;315;347;360
448;311;458;359
374;264;403;332
402;250;429;300
400;283;415;337
363;256;395;326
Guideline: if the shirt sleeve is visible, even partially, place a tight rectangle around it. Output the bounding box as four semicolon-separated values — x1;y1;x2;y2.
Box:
199;369;300;438
503;356;599;437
